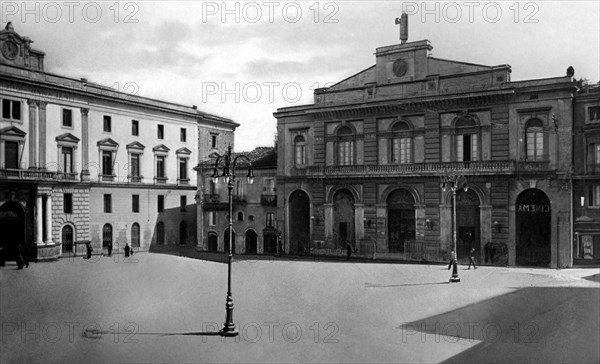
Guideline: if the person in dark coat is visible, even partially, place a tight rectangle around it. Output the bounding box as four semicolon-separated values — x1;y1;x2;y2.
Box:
85;242;93;259
107;241;113;257
447;249;456;270
346;242;352;260
468;247;477;269
490;243;496;264
0;243;6;267
16;244;25;269
124;243;130;257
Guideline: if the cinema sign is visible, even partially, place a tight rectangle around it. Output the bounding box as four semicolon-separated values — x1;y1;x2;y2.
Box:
517;204;551;213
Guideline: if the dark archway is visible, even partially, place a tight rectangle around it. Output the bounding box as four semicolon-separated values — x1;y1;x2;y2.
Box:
179;221;187;245
387;189;415;253
0;201;25;260
289;190;310;254
62;225;74;254
245;229;257;254
224;228;236;254
456;189;480;261
102;224;113;249
263;232;277;254
516;188;551;266
131;223;140;248
207;232;218;251
333;189;355;247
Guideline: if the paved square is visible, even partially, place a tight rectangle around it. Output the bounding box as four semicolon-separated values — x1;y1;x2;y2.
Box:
1;254;599;363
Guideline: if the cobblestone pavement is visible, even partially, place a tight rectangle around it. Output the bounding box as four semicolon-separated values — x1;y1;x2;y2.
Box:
1;253;598;363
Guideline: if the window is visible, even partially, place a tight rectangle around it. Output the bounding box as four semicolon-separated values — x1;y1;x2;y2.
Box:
103;224;113;248
237;211;244;221
62;147;73;174
131;223;140;247
132;120;139;136
156;156;165;178
589;106;600;122
104;194;112;213
2;99;21;120
211;134;217;149
158;195;164;212
180;195;187;212
390;121;413;164
208;211;216;226
130;153;140;177
62;109;73;127
266;212;275;228
4;141;19;169
64;193;73;214
132;194;139;213
294;135;306;166
456;134;478;162
157;125;164;139
180;128;186;142
336;126;355;166
589;185;600;207
526;118;544;161
263;178;276;194
103;116;111;132
179;158;188;180
102;151;113;175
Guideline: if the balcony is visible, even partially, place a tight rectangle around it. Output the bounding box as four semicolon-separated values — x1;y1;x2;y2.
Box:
261;194;277;206
291;160;553;178
0;169;78;181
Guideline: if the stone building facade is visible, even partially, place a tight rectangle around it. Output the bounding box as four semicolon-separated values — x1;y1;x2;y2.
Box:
274;38;578;267
0;23;237;260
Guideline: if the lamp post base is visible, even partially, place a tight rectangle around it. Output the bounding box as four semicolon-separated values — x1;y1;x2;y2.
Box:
219;328;239;337
449;260;460;283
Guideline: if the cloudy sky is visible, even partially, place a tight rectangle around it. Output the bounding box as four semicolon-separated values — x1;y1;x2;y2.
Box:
2;1;599;152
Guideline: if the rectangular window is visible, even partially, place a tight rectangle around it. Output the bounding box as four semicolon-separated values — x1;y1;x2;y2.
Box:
263;178;276;194
62;147;73;174
130;154;140;177
266;212;275;228
157;195;164;212
4;141;19;169
156;156;165;178
103;115;111;132
295;144;305;165
64;193;73;214
62;109;73;127
132;120;139;136
157;124;164;139
104;194;112;213
590;186;600;207
527;131;544;160
589;106;600;122
595;145;600;170
180;195;187;212
208;211;216;226
179;158;187;180
457;134;477;162
180;128;186;142
102;151;112;175
338;141;353;166
132;194;139;213
211;135;217;149
393;138;412;164
2;99;21;120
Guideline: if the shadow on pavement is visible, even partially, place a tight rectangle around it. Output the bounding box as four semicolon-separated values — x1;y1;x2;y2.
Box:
583;273;600;282
399;286;600;363
366;282;450;288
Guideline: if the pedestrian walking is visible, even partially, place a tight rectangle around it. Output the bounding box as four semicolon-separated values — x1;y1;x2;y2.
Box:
468;247;477;269
124;243;130;258
85;242;93;259
16;244;25;269
447;249;456;270
346;241;352;260
107;241;113;257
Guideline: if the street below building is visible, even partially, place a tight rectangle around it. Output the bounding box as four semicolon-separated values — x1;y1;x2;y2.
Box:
1;253;599;363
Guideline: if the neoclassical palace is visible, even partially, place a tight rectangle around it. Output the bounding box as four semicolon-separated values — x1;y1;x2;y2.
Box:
275;36;600;267
0;23;237;260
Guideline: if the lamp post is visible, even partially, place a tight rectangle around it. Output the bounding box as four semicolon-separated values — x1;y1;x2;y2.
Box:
441;171;468;283
211;146;254;337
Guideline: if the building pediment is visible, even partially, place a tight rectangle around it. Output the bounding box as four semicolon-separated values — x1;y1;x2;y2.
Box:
97;138;119;148
55;133;80;143
153;144;170;153
176;147;192;155
0;126;26;137
126;141;146;150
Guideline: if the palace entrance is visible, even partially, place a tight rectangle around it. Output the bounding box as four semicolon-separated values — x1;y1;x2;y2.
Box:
516;188;551;266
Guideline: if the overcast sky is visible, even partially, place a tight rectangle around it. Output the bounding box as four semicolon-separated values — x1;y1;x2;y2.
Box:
2;1;599;152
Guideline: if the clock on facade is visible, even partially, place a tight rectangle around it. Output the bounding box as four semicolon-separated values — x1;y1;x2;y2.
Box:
1;40;19;60
392;59;408;77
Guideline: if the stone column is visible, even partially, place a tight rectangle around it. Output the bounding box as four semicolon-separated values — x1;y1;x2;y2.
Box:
439;204;453;250
38;101;47;169
354;203;364;246
80;108;90;180
196;189;205;250
27;100;38;169
35;194;43;245
508;204;516;266
375;204;387;253
480;205;492;262
324;203;334;245
44;194;53;244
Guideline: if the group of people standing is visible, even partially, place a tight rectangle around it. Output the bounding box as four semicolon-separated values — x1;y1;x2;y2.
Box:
84;242;133;259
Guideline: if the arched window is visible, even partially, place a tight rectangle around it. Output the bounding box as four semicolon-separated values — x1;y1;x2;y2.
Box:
62;225;74;253
156;222;165;245
237;211;244;221
391;121;412;164
294;135;306;166
454;116;479;162
131;223;140;247
337;126;354;166
102;224;112;248
526;118;544;161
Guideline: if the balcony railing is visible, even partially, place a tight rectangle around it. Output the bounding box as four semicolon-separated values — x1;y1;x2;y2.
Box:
0;169;78;181
261;194;277;206
291;160;552;178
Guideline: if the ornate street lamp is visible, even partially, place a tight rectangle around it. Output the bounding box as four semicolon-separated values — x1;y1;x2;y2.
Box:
441;171;468;283
210;146;254;337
